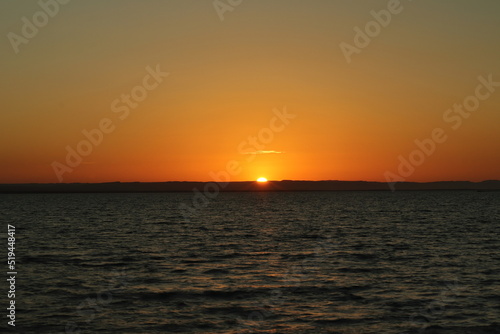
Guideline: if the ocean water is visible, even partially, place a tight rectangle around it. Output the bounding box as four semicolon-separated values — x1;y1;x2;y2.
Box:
1;191;499;334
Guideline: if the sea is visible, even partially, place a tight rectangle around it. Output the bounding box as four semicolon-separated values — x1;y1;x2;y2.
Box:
1;191;499;334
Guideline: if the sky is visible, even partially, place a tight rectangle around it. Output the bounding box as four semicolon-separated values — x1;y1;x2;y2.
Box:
1;0;499;183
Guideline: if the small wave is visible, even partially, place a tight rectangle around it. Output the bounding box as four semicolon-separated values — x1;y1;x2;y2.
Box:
203;268;230;274
410;323;500;333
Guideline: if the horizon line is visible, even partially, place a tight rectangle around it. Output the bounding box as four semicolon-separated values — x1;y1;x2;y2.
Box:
2;179;500;185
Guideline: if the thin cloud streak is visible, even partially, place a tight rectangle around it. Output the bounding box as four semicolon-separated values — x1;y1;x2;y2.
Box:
242;150;285;155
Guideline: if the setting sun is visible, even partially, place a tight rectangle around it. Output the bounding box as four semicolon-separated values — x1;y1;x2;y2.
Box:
257;177;268;183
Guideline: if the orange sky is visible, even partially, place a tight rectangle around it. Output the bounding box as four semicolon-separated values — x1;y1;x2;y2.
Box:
1;0;499;183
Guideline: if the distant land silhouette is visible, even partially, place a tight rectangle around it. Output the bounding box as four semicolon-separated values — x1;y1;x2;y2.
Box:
1;180;500;193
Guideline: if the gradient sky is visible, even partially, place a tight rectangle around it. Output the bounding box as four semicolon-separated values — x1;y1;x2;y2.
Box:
1;0;499;183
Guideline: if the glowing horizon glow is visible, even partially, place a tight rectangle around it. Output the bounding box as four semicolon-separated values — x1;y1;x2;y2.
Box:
257;177;268;183
1;2;500;183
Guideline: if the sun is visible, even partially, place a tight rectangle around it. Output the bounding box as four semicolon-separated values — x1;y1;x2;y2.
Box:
256;177;268;183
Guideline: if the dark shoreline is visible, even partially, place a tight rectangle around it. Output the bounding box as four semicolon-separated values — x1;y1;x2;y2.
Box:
1;180;499;193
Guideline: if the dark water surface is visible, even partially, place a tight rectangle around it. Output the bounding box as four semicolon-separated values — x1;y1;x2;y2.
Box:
1;191;499;333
